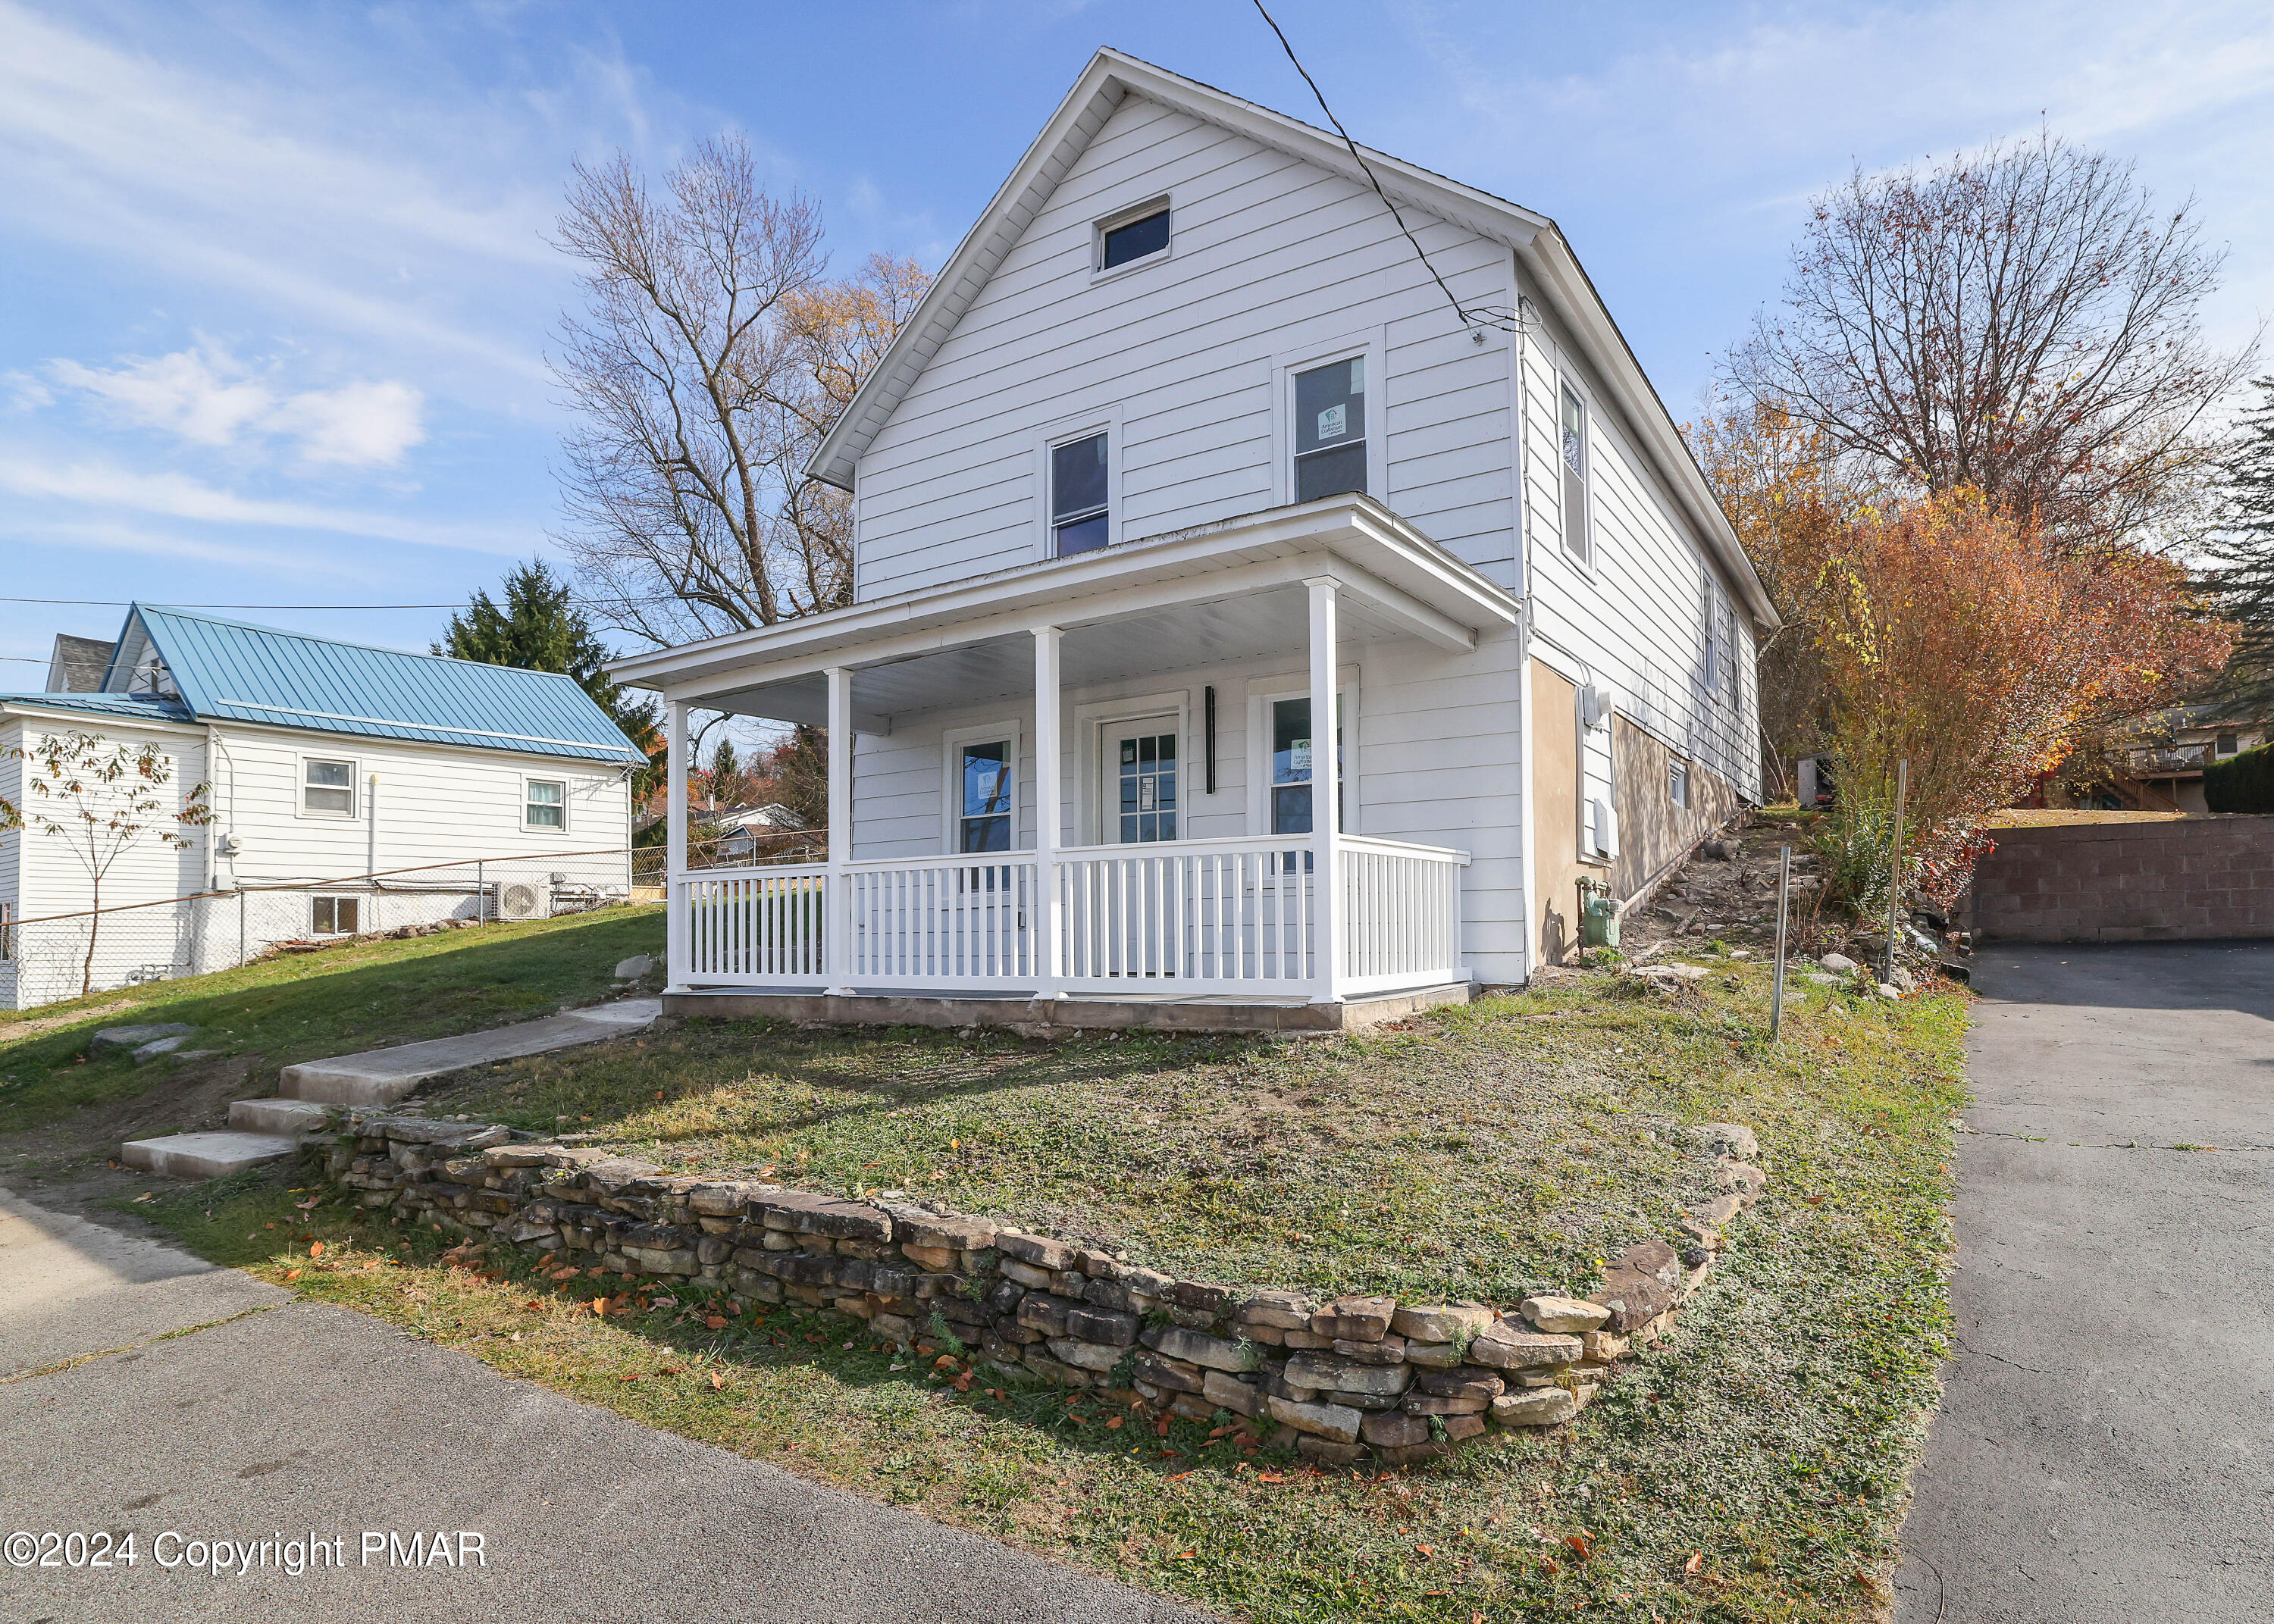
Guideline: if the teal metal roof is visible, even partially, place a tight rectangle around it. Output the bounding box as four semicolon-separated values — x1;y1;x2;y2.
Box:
0;691;195;724
8;606;645;765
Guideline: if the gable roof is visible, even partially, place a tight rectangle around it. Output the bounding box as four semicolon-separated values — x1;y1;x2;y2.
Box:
807;48;1775;631
3;606;646;766
45;634;117;693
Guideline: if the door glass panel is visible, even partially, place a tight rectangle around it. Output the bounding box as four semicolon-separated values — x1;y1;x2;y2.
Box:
960;740;1011;853
1114;728;1177;843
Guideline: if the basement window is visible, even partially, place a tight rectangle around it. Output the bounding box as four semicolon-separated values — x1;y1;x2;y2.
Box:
312;896;360;937
1670;757;1690;809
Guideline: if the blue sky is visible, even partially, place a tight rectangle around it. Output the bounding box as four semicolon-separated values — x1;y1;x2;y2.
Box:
4;0;2271;683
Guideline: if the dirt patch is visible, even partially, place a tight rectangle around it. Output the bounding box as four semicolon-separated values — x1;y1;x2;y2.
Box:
1620;812;1828;959
0;1000;136;1040
0;1048;269;1216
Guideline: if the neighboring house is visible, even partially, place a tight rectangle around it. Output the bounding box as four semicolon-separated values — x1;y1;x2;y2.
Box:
611;51;1774;1025
708;803;810;860
1;605;647;1009
2121;707;2272;815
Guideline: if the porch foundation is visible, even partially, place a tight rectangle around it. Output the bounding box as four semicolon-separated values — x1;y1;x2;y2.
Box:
662;981;1470;1034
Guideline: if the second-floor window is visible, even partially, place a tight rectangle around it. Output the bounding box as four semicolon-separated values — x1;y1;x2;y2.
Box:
1294;358;1367;502
2217;732;2241;756
1051;432;1110;555
1560;382;1590;565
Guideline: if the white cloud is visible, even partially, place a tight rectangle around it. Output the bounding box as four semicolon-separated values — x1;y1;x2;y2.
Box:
0;455;528;555
45;344;427;467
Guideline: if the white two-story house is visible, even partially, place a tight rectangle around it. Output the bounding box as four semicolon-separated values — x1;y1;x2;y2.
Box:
611;50;1772;1031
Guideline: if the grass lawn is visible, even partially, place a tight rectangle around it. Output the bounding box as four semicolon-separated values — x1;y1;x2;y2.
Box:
0;904;662;1131
139;959;1968;1623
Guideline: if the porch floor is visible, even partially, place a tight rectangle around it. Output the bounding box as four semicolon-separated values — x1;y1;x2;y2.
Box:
662;981;1470;1034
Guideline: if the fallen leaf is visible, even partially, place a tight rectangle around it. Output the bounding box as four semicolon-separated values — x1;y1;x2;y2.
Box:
509;1331;522;1342
590;1299;607;1316
1565;1532;1593;1561
1106;1416;1124;1430
704;1315;728;1330
1417;1544;1435;1558
525;1300;541;1311
619;1372;638;1382
132;1193;155;1203
1684;1552;1703;1576
1256;1472;1286;1483
283;1269;302;1282
308;1240;324;1257
709;1371;725;1391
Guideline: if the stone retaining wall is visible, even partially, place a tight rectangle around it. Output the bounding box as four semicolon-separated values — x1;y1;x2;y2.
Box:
317;1118;1768;1467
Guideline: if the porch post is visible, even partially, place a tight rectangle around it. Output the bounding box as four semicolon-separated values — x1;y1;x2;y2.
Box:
664;698;689;993
1305;576;1342;1004
1032;625;1066;997
824;666;855;996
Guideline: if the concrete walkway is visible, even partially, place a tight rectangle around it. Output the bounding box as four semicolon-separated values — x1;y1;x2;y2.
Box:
1895;943;2274;1622
0;1186;1211;1624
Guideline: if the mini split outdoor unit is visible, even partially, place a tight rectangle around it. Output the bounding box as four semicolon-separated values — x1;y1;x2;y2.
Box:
495;881;548;922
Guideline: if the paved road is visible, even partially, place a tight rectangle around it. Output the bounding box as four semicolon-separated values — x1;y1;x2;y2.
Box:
1895;943;2274;1622
0;1189;1210;1624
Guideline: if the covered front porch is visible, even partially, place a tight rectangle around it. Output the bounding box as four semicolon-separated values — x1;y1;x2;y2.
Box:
619;496;1522;1031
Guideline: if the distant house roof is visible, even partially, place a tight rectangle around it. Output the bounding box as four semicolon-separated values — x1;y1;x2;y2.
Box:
2;605;645;766
713;803;807;830
45;634;117;693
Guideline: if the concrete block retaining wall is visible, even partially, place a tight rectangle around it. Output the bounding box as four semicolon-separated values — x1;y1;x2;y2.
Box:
318;1117;1767;1467
1968;816;2274;943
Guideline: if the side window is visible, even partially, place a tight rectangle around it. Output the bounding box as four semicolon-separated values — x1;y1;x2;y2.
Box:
1051;432;1109;556
303;759;356;816
959;741;1013;853
1559;382;1590;564
1267;696;1343;835
1293;358;1367;502
312;896;361;936
526;779;566;830
1669;757;1690;809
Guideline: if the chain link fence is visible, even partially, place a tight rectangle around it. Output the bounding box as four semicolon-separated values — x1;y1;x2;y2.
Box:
628;827;823;887
1;846;633;1012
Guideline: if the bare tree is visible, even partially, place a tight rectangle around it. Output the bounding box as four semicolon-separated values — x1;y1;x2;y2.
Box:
1728;132;2257;552
550;136;930;647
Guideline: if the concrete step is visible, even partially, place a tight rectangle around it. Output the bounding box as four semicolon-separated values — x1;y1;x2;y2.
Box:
121;1132;297;1181
279;997;659;1107
227;1098;334;1136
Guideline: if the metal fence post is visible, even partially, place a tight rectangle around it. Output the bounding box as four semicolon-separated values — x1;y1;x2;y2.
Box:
1884;759;1909;982
477;859;485;925
1771;844;1791;1042
238;887;247;968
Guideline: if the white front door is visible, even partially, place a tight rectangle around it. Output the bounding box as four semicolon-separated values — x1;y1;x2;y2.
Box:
1104;718;1179;843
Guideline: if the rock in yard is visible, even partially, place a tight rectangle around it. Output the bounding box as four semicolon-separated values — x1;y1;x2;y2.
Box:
1818;952;1858;975
89;1022;196;1055
1590;1240;1687;1333
1492;1388;1578;1427
1264;1394;1362;1444
1691;1122;1760;1160
1309;1294;1395;1341
1465;1322;1583;1370
131;1036;193;1064
612;954;653;980
1284;1351;1411;1397
1388;1302;1494;1344
1139;1325;1258;1372
1519;1294;1612;1335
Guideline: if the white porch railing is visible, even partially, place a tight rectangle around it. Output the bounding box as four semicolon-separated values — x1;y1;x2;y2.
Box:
669;836;1467;1000
681;866;828;984
845;855;1040;987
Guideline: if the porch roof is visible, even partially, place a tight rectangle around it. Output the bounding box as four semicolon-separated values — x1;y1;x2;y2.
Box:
606;496;1520;731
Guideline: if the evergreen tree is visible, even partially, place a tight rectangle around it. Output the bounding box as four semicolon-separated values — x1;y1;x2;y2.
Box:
2201;377;2274;711
437;560;663;793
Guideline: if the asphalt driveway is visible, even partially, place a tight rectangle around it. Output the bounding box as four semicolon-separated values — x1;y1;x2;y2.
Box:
0;1187;1210;1624
1895;943;2274;1622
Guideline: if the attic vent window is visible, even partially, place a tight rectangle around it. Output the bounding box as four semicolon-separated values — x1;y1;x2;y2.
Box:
1098;204;1170;271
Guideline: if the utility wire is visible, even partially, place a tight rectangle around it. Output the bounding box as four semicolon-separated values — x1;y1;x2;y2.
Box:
1248;0;1529;336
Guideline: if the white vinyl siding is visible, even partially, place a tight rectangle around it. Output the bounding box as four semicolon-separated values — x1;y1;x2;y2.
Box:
854;95;1518;601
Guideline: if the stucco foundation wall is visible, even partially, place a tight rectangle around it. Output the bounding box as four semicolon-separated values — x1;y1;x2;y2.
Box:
1967;816;2274;942
1611;718;1740;904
